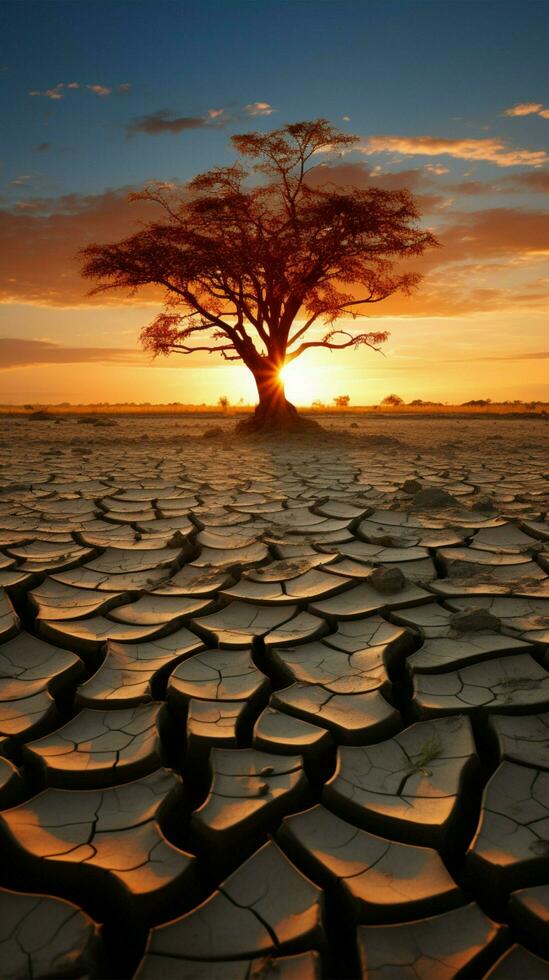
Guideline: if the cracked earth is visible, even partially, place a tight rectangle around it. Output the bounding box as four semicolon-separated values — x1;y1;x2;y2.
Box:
0;413;548;979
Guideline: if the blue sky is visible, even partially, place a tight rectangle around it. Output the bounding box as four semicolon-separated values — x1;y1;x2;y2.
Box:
2;0;548;200
0;0;548;404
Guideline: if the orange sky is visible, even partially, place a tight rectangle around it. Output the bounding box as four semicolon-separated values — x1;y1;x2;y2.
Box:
1;166;547;405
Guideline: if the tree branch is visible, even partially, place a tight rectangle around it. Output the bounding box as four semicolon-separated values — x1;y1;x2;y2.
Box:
285;330;387;364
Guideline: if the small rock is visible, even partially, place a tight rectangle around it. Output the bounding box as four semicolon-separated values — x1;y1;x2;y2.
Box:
412;487;459;510
402;479;423;494
370;566;405;594
203;426;224;439
450;609;500;633
350;422;359;428
368;532;399;547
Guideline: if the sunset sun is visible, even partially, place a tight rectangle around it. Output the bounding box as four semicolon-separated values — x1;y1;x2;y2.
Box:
279;360;317;406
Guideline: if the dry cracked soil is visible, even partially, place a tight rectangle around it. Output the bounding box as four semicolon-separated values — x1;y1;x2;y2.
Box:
0;412;548;980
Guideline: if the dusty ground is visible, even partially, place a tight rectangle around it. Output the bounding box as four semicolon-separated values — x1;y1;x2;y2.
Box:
0;414;548;979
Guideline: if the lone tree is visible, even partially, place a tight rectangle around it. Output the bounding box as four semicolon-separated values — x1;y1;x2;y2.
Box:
80;119;437;432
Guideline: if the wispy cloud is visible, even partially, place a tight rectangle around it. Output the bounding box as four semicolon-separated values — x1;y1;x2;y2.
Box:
425;164;449;175
87;84;111;97
0;187;163;305
507;169;549;193
504;102;548;118
0;337;145;369
448;169;549;196
360;135;548;168
2;177;547;318
449;350;549;362
125;110;212;137
29;81;126;99
29;83;64;100
244;102;275;116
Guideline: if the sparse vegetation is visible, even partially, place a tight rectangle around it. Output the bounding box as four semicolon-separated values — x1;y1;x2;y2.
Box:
333;395;350;408
382;394;404;406
0;400;547;417
410;737;443;774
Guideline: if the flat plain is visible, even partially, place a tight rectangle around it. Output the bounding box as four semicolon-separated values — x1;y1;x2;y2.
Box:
0;412;548;979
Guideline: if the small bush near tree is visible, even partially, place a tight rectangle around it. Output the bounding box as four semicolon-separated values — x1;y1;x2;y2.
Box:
334;395;350;408
382;394;403;406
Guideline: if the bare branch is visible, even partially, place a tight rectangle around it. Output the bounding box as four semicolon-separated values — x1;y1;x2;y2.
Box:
285;329;389;364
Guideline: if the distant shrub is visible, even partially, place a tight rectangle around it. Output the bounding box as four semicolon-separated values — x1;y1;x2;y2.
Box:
334;395;350;408
461;399;492;407
381;394;403;406
218;396;230;411
408;399;443;407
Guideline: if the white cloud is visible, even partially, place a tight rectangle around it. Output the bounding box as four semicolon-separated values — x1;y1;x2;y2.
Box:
244;101;275;116
208;108;224;119
67;82;79;89
29;83;64;100
359;135;548;168
504;102;544;117
425;164;449;175
87;84;111;96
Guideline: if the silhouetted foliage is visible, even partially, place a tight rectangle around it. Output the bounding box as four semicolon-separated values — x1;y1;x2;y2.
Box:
334;395;351;408
408;398;443;406
80;119;437;431
382;393;404;406
218;395;230;411
461;399;492;407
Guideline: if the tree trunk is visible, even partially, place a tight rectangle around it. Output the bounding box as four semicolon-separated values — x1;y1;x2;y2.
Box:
236;361;318;434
